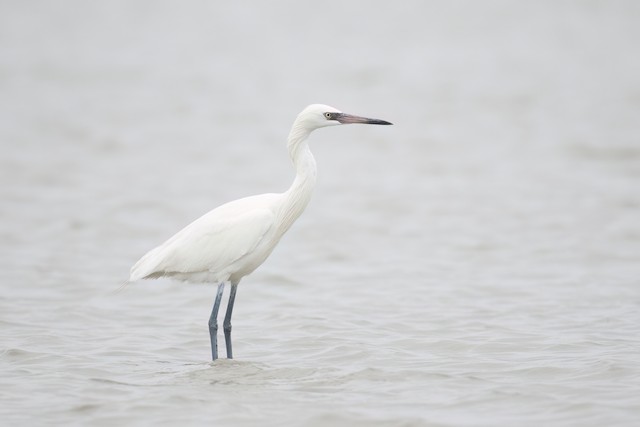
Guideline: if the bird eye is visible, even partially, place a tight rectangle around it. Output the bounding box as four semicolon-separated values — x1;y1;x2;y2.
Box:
324;112;332;119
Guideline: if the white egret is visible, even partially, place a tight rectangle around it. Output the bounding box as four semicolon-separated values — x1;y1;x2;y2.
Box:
129;104;392;360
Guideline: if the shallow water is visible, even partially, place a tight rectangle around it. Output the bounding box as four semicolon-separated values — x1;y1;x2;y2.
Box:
1;1;640;426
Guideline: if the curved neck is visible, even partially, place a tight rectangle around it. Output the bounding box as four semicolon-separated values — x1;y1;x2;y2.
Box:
277;122;317;235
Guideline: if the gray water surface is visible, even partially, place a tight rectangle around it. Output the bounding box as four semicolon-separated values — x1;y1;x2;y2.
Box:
1;1;640;426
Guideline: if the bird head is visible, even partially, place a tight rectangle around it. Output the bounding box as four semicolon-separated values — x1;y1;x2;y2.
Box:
297;104;393;131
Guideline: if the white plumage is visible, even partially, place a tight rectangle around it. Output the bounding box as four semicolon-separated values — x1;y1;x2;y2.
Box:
128;104;392;360
130;194;280;284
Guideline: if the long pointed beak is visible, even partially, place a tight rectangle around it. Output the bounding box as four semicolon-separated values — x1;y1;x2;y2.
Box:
336;113;393;125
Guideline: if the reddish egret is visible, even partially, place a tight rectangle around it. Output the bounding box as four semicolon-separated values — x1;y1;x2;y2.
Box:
129;104;392;360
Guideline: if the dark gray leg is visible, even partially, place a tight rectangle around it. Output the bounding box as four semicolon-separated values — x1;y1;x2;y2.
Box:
208;283;225;361
223;283;238;359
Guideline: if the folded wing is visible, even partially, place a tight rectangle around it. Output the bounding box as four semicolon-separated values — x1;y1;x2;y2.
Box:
130;195;278;282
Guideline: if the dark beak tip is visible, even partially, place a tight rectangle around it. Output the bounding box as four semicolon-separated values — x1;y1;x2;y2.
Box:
336;113;393;126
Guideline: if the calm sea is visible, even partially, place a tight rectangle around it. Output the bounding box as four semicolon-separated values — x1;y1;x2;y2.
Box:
1;1;639;426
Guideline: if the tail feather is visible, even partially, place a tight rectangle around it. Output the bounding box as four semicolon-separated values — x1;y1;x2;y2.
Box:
129;246;164;282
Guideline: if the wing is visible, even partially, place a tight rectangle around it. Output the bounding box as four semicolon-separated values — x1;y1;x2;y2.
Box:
130;194;279;282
